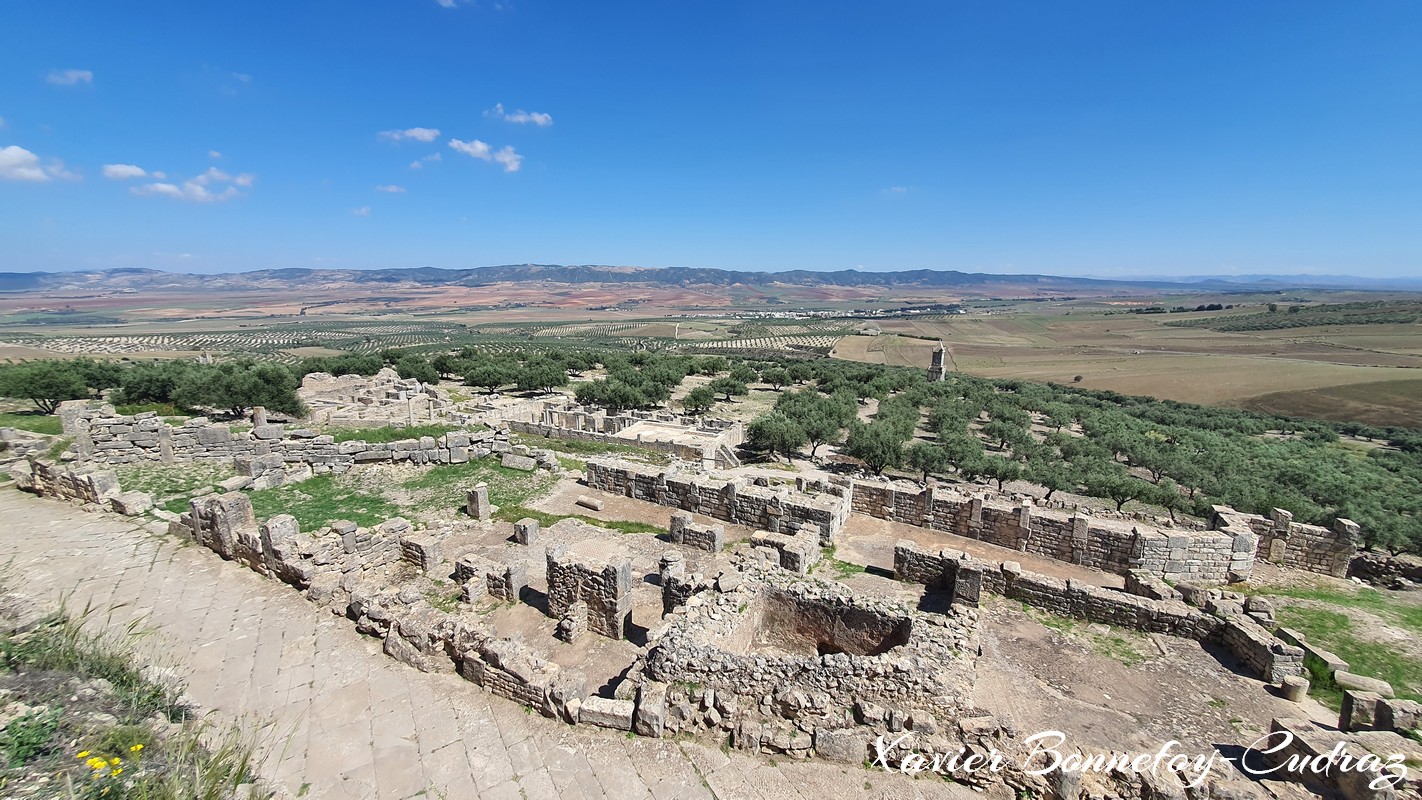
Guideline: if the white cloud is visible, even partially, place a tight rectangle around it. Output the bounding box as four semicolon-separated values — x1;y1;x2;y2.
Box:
102;164;147;180
449;138;490;159
379;127;440;143
0;145;78;181
486;102;552;127
409;153;441;170
132;182;238;203
352;206;371;216
130;165;253;202
209;150;222;159
883;186;910;195
375;184;406;193
435;0;457;6
0;116;6;128
449;139;523;172
47;69;93;86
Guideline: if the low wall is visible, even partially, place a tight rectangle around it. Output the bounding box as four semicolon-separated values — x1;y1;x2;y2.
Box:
1348;552;1422;587
895;541;1305;683
584;458;851;544
509;420;730;468
57;402;522;474
893;541;1219;638
1213;505;1361;578
856;480;1253;583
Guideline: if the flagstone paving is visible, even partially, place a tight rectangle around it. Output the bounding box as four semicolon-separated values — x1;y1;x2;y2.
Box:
0;487;990;800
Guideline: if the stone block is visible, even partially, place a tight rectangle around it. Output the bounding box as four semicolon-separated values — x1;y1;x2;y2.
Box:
219;476;254;492
1340;690;1383;731
578;697;635;731
514;518;539;545
501;453;537;471
251;424;284;440
109;490;154;516
575;495;604;512
1335;671;1394;699
813;727;869;764
633;681;669;738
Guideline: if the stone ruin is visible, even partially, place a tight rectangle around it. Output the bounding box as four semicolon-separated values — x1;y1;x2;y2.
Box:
10;407;1413;799
668;510;723;553
545;537;633;641
636;564;978;755
300;367;451;428
511;399;745;469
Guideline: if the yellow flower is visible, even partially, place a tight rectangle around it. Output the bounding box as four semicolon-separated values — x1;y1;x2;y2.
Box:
87;757;108;770
76;750;91;758
129;743;144;752
113;767;123;776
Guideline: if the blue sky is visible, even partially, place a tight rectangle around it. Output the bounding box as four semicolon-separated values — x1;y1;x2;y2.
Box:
1;1;1419;277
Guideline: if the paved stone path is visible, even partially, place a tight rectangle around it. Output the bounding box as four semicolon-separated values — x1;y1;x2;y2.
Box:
0;487;988;800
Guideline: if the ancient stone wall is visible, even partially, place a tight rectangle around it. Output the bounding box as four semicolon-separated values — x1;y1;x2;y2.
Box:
668;511;724;553
56;402;543;478
1213;505;1360;578
1348;551;1422;587
584;458;850;545
893;541;1220;638
857;480;1252;583
545;536;633;640
643;570;977;730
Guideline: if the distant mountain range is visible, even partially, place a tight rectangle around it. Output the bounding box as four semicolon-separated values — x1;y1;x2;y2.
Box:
0;264;1418;293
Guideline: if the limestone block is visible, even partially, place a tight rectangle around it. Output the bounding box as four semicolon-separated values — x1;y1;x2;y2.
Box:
109;490;154;516
219;476;254;492
1340;690;1382;731
634;682;668;738
514;518;539;545
578;697;635;731
501;453;537;471
813;727;869;764
1335;671;1394;699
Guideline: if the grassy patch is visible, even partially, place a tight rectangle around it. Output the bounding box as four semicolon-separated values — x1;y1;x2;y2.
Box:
0;597;272;799
46;437;72;460
116;463;236;513
1247;584;1422;634
425;587;462;614
401;458;558;514
249;473;399;529
0;412;62;436
511;433;671;465
494;504;664;534
329;424;460;444
1022;605;1149;667
1275;606;1421;704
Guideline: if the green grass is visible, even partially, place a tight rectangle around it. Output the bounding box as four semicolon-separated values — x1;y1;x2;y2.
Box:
0;412;62;436
1275;606;1422;705
1246;584;1422;634
115;463;236;513
330;423;461;444
425;587;462;613
1022;605;1149;667
511;432;671;465
0;594;272;799
249;473;400;529
46;437;72;460
495;504;664;534
401;458;558;513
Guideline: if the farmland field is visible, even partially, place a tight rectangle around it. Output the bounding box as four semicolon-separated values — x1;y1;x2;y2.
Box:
833;302;1422;427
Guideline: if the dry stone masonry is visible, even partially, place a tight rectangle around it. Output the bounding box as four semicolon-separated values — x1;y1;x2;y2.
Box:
545;533;633;640
585;458;851;545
